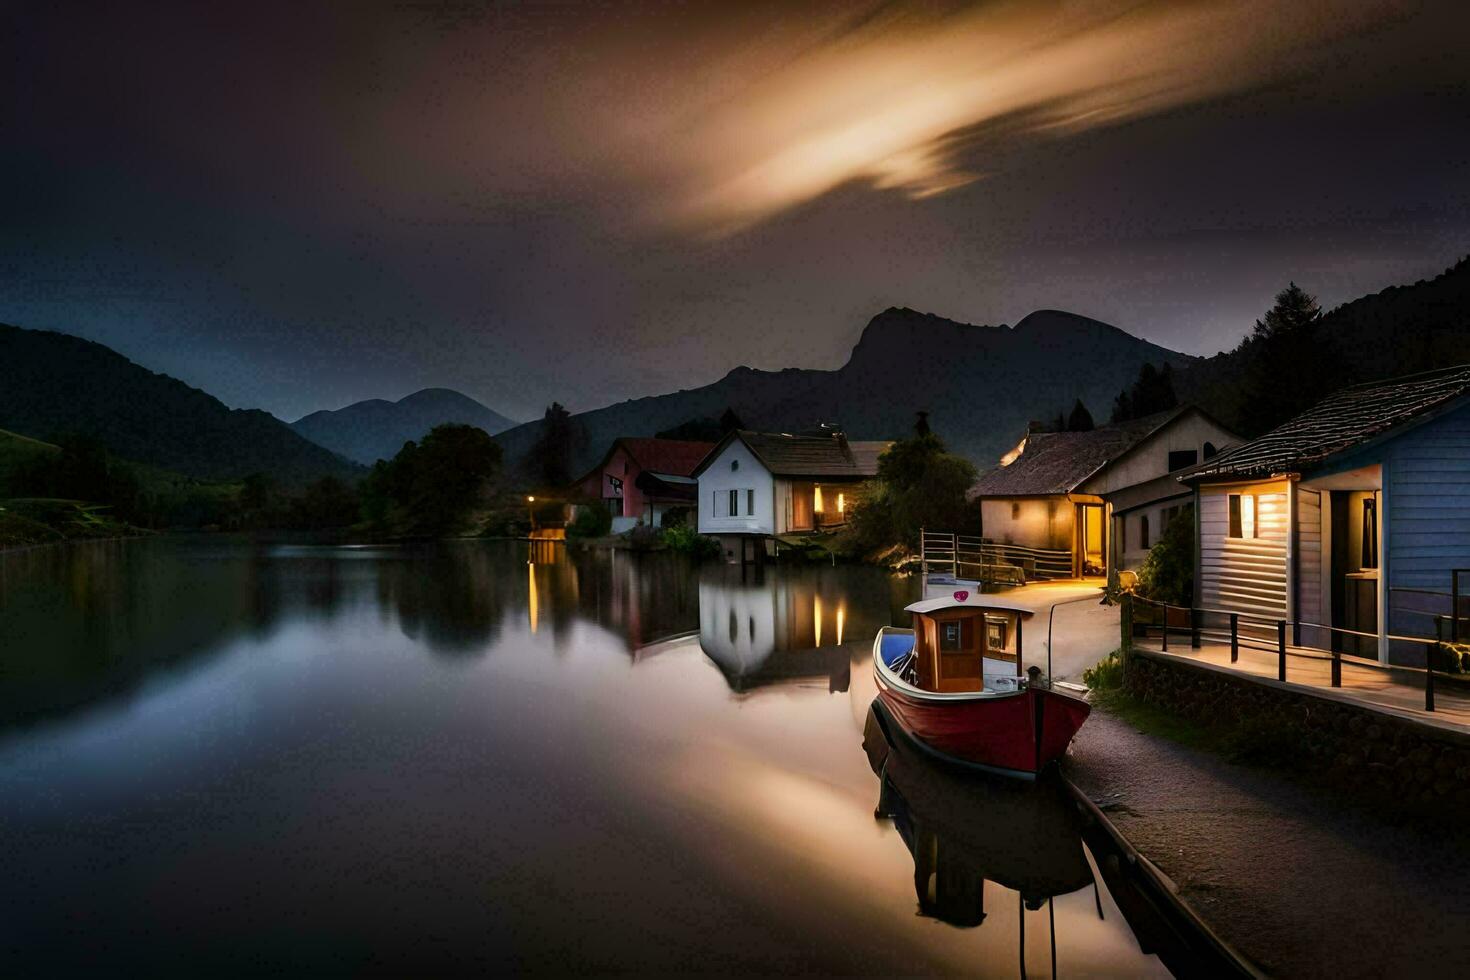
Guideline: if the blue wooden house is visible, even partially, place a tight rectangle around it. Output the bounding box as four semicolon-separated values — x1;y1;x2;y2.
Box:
1184;365;1470;665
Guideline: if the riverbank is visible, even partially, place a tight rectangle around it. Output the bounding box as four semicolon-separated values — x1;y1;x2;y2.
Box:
0;500;149;551
1066;707;1470;977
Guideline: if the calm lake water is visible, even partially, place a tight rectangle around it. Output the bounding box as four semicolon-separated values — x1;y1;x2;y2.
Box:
0;537;1168;975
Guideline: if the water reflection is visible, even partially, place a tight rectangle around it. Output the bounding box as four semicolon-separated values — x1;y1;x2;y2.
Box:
0;537;1183;975
697;563;905;693
865;703;1095;926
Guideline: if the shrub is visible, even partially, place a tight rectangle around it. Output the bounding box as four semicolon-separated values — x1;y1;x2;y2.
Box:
661;506;690;529
568;501;612;538
1082;650;1126;692
1137;504;1194;606
626;523;662;551
660;523;721;558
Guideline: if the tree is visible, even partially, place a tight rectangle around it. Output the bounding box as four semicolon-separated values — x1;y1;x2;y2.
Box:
529;402;583;487
1236;282;1339;436
914;410;931;436
656;408;745;443
362;424;502;535
1138;504;1194;606
1066;399;1095;432
1111;362;1178;422
849;432;978;553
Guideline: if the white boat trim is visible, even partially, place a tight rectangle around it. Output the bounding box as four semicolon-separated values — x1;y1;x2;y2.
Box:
872;626;1026;702
903;594;1036;617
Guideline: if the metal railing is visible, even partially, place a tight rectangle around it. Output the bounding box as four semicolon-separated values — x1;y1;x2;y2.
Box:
920;529;1072;585
1126;593;1452;713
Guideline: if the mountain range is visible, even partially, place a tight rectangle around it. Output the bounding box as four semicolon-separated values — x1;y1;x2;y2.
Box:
493;308;1197;475
5;255;1466;490
292;389;518;465
0;324;360;486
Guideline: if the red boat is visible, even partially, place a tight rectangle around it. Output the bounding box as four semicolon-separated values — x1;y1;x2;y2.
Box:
871;592;1090;778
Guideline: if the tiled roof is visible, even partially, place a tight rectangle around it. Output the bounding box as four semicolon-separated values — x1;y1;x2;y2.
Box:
968;411;1177;497
617;438;715;478
1187;364;1470;481
735;430;891;478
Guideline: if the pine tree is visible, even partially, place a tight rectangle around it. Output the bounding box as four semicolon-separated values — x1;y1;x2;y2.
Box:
1067;399;1095;432
1238;282;1337;435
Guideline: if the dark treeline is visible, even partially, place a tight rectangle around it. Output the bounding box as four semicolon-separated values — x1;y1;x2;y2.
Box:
1145;256;1470;437
8;423;505;539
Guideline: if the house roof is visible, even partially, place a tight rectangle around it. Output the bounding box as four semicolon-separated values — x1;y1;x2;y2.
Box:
1186;364;1470;482
616;438;716;477
968;410;1181;498
575;437;715;487
694;430;891;479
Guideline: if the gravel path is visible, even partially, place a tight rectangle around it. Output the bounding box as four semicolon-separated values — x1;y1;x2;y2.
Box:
1067;709;1470;978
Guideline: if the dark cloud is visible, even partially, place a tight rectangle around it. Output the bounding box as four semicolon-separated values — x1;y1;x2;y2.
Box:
3;1;1468;423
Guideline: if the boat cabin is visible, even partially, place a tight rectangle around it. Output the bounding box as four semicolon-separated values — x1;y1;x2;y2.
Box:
904;594;1035;693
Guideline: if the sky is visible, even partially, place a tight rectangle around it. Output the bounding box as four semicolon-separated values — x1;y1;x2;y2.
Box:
4;0;1469;423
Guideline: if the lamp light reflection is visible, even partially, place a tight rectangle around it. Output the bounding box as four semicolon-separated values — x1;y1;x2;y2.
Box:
528;561;539;634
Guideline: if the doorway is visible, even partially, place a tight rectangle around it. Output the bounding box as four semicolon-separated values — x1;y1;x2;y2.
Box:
1075;504;1105;578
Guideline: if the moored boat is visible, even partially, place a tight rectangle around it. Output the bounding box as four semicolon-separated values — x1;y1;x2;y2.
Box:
871;591;1090;778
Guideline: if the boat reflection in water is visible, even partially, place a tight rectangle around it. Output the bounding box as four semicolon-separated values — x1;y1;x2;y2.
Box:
864;699;1253;978
865;700;1096;948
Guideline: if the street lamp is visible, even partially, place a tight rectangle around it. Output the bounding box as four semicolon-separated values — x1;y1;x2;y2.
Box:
526;495;537;534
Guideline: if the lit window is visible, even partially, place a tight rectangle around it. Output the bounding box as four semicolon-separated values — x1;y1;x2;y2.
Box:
837;493;845;515
813;485;825;513
1228;494;1256;539
1361;498;1378;569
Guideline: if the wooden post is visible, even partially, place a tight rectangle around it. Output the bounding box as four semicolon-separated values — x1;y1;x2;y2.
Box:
1230;614;1238;664
1161;603;1169;652
1427;648;1437;712
1190;608;1201;649
1332;644;1341;688
1121;593;1133;658
1277;620;1287;682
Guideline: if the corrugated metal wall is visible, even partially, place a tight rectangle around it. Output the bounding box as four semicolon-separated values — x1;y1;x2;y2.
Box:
1199;485;1289;632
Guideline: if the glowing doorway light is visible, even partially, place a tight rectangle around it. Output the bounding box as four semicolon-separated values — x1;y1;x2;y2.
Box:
837;492;845;515
1241;494;1256;539
813;485;824;515
836;603;846;646
814;595;822;648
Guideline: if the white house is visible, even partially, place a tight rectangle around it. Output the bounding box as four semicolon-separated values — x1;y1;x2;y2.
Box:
693;430;891;562
1185;364;1470;665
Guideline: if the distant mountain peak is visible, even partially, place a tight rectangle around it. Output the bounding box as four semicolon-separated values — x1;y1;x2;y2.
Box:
291;387;518;465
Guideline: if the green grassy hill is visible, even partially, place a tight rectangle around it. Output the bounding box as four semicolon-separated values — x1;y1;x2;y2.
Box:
0;428;60;495
0;323;363;486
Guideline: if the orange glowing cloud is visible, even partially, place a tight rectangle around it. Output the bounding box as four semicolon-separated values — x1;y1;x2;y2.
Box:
653;0;1399;234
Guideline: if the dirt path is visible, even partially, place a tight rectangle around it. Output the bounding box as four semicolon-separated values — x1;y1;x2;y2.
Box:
1067;709;1470;978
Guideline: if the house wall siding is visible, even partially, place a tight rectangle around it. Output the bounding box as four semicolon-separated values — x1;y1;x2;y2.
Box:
1294;486;1328;648
979;497;1073;552
1087;413;1242;494
1197;481;1289;630
697;440;774;536
1384;402;1470;645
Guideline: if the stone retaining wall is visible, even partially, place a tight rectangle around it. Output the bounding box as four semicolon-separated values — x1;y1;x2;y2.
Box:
1125;651;1470;807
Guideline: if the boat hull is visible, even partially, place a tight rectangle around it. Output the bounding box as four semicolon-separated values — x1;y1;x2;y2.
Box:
873;682;1090;778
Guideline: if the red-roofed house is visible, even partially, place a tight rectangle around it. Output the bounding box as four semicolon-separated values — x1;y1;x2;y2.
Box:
572;438;716;532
